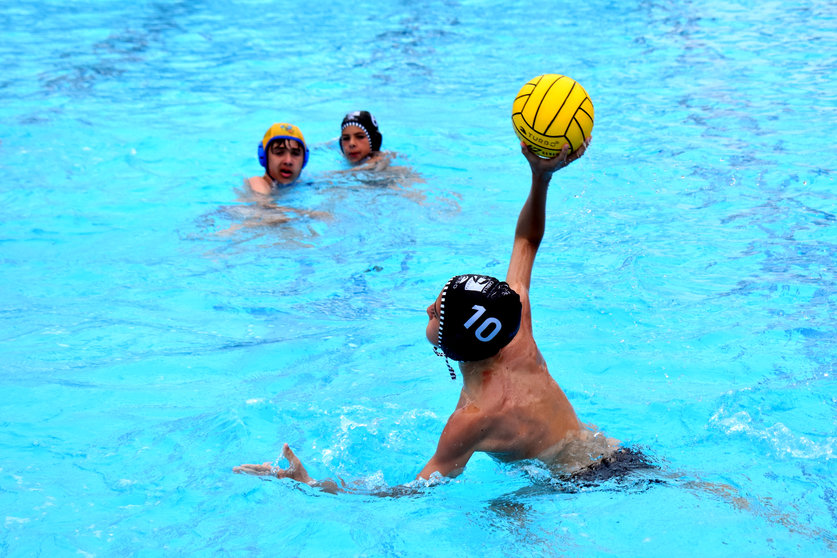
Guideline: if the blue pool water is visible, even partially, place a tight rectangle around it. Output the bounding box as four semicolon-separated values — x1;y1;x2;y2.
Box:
2;0;836;555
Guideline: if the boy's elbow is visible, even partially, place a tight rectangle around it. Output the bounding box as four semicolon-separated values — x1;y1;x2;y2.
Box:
514;235;541;251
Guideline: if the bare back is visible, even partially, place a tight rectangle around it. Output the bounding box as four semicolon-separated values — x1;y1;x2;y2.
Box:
417;141;593;480
454;284;583;461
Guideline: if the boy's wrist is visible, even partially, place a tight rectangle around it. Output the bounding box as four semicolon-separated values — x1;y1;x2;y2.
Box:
532;171;554;184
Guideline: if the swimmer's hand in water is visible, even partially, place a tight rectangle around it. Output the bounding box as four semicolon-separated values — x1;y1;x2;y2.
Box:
521;137;591;177
233;443;316;485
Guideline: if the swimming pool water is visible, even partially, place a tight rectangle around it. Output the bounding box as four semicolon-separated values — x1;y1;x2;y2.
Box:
1;0;835;556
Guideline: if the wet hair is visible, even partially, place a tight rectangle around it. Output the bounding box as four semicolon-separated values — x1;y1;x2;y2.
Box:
340;110;382;153
437;274;522;362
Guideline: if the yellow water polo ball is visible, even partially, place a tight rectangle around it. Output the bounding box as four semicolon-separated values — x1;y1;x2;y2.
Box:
512;74;594;158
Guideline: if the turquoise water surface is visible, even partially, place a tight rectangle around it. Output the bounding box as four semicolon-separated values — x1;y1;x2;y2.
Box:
1;1;836;556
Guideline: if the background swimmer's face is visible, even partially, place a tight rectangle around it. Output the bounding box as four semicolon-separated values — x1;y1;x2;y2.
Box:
266;139;305;184
425;291;443;345
340;125;371;164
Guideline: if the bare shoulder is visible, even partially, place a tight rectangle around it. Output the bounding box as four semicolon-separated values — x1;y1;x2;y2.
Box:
361;151;393;171
418;402;490;479
248;175;271;194
438;403;493;452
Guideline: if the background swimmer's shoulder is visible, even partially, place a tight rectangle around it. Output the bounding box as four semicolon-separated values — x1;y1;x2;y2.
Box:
247;175;272;195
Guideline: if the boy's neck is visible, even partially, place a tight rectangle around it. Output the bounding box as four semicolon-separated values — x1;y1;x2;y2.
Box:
459;360;498;395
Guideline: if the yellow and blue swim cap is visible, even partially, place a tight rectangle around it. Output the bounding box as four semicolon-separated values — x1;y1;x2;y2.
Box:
257;123;309;168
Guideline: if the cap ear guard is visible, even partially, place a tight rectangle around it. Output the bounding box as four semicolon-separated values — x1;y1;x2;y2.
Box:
258;142;267;168
300;142;310;168
369;129;383;152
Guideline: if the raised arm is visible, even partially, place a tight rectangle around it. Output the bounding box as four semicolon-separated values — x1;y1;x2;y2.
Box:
505;140;590;292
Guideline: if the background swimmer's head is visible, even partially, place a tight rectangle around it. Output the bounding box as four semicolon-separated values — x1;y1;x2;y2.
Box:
436;274;522;362
339;111;382;156
258;123;310;169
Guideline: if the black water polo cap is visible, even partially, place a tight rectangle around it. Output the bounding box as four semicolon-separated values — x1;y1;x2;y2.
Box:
437;274;522;362
340;110;383;152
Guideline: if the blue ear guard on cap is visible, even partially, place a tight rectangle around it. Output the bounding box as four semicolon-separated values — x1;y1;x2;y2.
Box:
257;137;310;169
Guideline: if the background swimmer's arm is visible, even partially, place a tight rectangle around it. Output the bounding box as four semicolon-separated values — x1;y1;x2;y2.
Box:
334;151;393;174
506;140;590;291
361;151;390;171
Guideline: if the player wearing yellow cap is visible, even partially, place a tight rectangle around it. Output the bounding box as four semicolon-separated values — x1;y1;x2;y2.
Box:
249;123;309;194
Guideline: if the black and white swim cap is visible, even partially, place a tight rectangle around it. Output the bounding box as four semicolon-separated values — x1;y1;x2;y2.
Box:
437;274;522;362
340;110;382;152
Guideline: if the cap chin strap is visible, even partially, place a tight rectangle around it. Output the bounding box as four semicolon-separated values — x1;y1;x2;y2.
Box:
433;346;457;380
434;278;455;380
